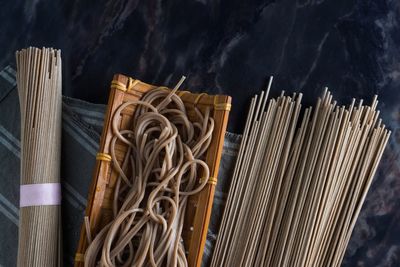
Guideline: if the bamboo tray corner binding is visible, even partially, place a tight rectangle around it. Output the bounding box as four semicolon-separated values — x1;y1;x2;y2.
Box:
75;74;231;267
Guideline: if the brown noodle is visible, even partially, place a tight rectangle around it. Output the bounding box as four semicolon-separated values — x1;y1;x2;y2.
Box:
85;82;214;267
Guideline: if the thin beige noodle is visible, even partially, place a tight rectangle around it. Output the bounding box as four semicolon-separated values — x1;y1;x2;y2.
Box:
85;81;214;267
211;82;390;267
16;47;62;267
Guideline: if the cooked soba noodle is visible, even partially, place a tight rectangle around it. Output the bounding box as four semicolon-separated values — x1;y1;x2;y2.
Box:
85;78;214;267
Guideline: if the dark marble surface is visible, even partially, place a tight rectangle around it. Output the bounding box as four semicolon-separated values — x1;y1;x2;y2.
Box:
1;0;399;266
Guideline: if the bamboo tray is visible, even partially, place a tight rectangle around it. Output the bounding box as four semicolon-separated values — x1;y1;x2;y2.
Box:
75;74;231;267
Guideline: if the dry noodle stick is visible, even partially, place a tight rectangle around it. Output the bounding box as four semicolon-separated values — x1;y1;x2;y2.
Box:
211;85;390;267
324;131;376;265
263;95;302;265
273;109;312;267
309;109;354;266
251;96;293;266
234;99;280;265
278;100;320;267
297;107;347;267
264;100;312;265
306;108;357;266
322;125;369;265
315;118;370;266
334;130;390;266
251;118;282;263
242;99;281;265
270;108;312;267
211;98;256;266
320;112;376;266
236;98;283;264
230;93;298;266
21;48;60;267
259;96;301;266
210;96;257;267
266;104;307;267
224;119;262;264
16;47;62;267
347;130;389;231
304;108;341;263
310;101;384;266
221;92;266;265
233;98;282;263
282;94;328;267
287;94;330;266
294;92;335;265
329;127;388;267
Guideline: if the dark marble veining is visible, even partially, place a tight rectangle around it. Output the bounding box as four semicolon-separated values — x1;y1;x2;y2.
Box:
0;0;399;266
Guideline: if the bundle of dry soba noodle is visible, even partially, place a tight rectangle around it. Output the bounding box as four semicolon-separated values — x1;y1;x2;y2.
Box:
16;47;62;266
212;78;390;267
84;78;214;266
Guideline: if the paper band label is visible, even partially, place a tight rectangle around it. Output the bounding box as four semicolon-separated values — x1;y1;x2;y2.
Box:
20;183;61;207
